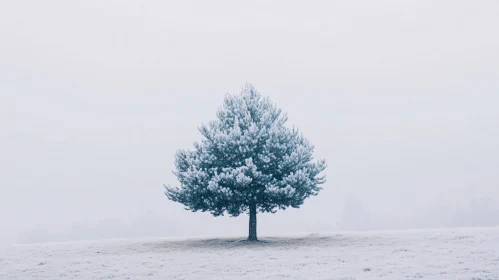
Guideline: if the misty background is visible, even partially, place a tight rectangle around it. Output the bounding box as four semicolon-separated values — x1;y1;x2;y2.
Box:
1;0;498;245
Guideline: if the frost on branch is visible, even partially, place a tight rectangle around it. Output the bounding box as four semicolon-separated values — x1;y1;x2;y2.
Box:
165;84;326;217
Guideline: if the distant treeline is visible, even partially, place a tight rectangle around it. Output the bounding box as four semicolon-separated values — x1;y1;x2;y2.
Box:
339;196;499;231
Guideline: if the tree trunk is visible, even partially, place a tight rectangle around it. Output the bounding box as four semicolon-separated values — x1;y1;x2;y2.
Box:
248;204;258;241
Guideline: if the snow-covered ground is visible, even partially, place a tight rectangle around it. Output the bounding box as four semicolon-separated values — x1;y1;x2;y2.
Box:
1;227;498;280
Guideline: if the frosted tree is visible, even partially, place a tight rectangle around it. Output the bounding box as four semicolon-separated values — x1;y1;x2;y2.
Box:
164;84;326;241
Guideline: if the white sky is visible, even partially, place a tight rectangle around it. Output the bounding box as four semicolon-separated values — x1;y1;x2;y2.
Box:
1;0;498;244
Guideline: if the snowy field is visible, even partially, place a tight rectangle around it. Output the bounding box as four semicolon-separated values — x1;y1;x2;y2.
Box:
1;227;498;280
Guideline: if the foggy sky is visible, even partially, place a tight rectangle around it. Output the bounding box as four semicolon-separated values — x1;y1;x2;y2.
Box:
1;0;498;244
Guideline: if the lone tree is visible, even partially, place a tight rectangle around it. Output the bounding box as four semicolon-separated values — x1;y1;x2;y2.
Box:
164;84;326;241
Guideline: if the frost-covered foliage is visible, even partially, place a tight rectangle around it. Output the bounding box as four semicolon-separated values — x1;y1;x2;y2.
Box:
165;84;326;217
